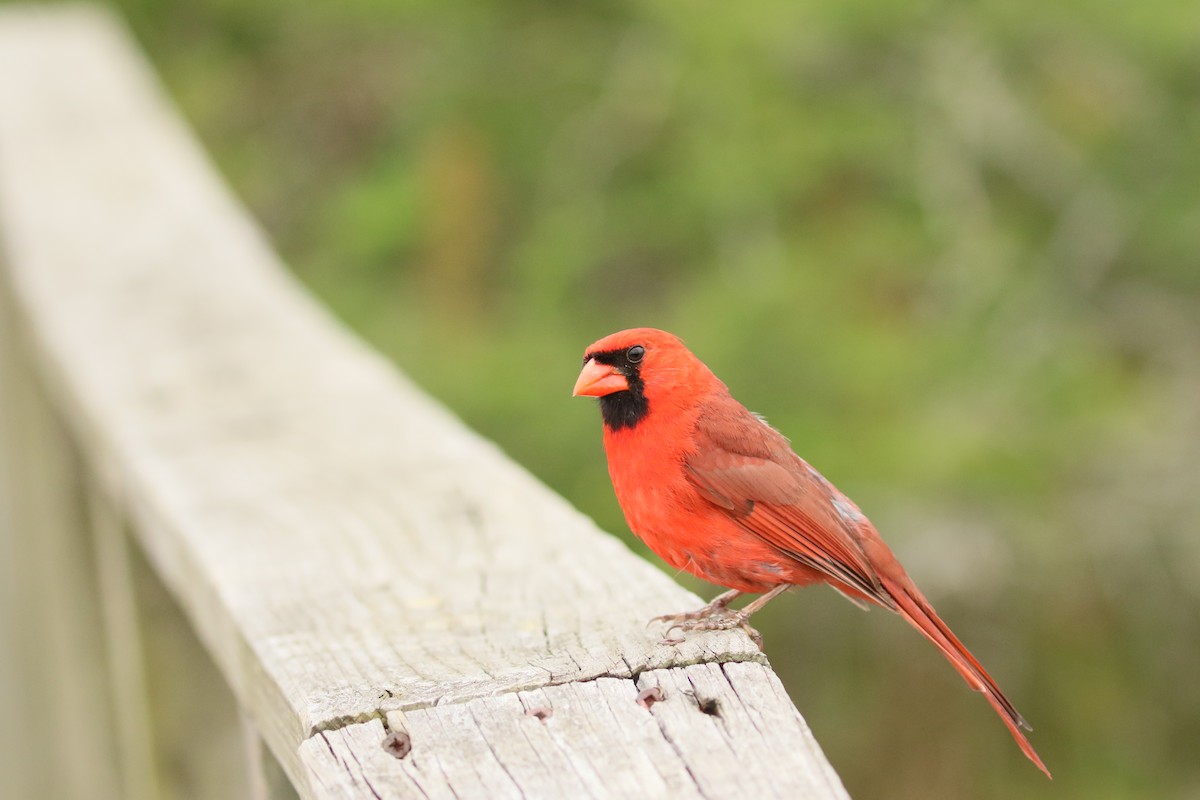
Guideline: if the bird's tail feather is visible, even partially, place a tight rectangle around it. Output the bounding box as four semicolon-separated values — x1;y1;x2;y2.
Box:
880;573;1052;779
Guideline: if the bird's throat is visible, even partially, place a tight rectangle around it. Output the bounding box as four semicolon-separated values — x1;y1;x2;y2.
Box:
599;390;649;431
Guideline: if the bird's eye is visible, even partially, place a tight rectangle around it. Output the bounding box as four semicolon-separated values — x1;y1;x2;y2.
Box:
626;345;645;363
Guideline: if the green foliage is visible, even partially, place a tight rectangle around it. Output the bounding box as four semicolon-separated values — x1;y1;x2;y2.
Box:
118;0;1200;796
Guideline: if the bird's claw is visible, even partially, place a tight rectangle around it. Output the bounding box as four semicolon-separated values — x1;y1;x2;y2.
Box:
653;608;764;649
649;608;717;627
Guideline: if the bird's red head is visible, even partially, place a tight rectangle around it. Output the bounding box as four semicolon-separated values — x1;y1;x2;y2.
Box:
573;328;715;432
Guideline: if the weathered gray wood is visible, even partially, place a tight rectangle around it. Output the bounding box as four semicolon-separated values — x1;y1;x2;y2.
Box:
303;663;847;799
0;5;849;798
0;257;123;799
245;711;304;800
129;525;255;800
87;478;164;800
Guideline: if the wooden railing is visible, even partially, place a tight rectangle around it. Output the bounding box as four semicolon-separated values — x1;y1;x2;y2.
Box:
0;6;849;798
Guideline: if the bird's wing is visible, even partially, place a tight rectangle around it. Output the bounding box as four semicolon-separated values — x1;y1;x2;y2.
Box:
684;394;891;606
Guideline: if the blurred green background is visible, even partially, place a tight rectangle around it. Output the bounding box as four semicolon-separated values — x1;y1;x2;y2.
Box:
114;0;1198;796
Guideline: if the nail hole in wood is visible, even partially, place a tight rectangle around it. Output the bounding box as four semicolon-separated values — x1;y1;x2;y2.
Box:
381;731;412;759
636;686;664;709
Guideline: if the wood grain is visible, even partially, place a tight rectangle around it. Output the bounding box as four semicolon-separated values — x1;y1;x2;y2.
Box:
303;663;846;799
0;6;849;797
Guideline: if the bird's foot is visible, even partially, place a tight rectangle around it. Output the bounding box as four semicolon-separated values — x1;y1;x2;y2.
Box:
650;605;727;627
654;608;763;649
649;589;741;630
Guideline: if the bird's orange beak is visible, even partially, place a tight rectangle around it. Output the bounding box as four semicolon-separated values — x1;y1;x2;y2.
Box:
573;358;629;397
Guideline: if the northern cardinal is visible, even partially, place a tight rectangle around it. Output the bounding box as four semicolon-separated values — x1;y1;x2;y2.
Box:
573;327;1049;778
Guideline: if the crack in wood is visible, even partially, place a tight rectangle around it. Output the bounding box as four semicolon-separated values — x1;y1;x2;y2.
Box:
307;648;769;737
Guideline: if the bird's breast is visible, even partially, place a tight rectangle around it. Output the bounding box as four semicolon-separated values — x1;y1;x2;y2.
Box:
601;427;795;593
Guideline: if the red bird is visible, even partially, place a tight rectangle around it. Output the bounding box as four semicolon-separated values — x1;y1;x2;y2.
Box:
573;327;1049;778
